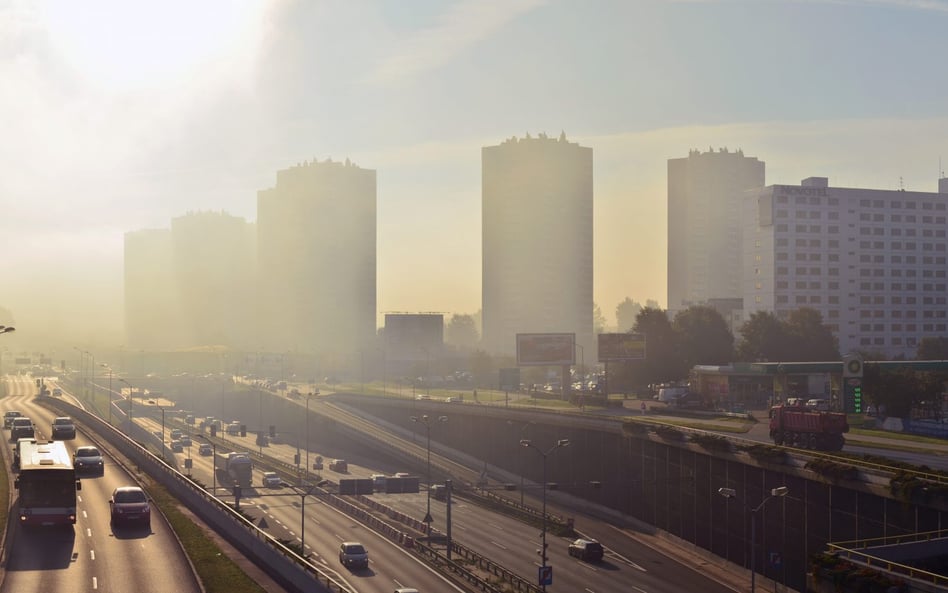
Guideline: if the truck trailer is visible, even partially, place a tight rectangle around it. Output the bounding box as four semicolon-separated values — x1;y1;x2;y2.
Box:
769;405;848;451
214;451;253;487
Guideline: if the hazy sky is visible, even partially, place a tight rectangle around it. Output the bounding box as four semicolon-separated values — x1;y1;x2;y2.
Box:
2;0;948;344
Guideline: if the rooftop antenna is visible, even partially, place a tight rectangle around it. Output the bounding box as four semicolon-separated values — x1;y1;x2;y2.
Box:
899;176;904;191
940;156;944;179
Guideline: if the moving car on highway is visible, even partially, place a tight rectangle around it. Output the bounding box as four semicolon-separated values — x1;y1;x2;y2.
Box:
109;486;151;528
3;410;22;429
51;417;76;440
339;541;368;569
74;445;104;476
262;471;281;488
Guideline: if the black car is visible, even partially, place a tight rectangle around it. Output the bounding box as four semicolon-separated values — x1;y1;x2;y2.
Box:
110;486;151;528
51;417;77;440
74;445;104;475
4;410;23;429
568;538;604;562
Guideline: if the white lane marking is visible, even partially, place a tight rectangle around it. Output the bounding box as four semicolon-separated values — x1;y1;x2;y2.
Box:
92;577;97;589
82;510;88;519
90;550;95;561
490;541;508;550
86;528;92;537
77;495;83;503
604;525;649;572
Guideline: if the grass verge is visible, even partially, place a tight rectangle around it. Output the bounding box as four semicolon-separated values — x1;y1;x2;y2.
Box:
627;416;755;434
147;480;267;593
848;426;948;445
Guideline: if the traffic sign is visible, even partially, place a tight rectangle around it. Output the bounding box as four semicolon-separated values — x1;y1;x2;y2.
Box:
538;565;553;586
843;354;863;378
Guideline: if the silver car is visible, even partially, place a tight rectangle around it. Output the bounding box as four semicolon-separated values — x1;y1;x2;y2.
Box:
339;541;368;569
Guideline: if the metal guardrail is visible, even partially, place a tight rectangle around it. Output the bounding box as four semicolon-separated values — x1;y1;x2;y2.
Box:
43;396;543;593
353;493;540;593
38;397;353;593
634;417;948;485
826;542;948;587
830;529;948;548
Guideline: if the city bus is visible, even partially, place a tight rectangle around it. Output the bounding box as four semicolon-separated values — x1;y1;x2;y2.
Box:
14;440;81;526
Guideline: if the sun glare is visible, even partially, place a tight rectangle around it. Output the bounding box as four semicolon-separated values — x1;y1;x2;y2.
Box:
40;0;267;91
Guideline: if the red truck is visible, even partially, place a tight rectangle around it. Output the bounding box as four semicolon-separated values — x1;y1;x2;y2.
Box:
769;405;848;451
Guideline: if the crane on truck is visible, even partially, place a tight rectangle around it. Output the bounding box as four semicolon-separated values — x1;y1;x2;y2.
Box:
214;451;253;487
769;404;848;451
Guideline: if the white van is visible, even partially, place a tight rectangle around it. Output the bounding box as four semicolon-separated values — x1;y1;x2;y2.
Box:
657;386;688;403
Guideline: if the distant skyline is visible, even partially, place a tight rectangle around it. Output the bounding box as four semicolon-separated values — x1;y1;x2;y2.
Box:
2;0;947;346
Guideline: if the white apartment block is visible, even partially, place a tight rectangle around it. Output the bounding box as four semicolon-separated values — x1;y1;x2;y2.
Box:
744;176;948;359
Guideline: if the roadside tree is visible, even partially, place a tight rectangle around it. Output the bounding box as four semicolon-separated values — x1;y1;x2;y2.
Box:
673;305;734;368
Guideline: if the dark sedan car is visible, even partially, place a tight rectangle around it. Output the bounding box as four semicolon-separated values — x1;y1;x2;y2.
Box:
109;486;151;528
73;445;104;475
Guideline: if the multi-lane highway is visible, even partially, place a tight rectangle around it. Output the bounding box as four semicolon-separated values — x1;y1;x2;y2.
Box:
9;371;945;593
168;397;740;593
128;412;466;593
0;375;202;593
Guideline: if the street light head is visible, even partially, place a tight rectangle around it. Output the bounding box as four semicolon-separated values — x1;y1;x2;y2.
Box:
771;486;789;497
438;415;448;422
519;439;532;447
556;439;570;448
410;416;419;422
718;487;737;499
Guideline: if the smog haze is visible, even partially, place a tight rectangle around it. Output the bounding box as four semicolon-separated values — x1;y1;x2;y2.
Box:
2;0;947;348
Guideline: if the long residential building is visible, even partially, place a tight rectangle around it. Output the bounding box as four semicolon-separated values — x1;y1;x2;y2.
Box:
481;132;594;358
744;176;948;359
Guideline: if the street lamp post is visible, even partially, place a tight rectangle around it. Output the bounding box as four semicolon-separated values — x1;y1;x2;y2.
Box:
411;414;447;536
119;378;135;428
258;388;263;454
158;404;166;460
278;479;327;559
718;485;789;593
73;347;85;396
101;363;113;425
509;420;536;505
89;351;95;403
520;438;570;592
573;342;585;410
305;392;315;479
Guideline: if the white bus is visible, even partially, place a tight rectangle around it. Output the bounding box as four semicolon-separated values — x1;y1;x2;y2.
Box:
15;440;81;526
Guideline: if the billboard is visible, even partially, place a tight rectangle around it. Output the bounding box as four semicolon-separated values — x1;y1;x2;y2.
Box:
516;333;575;366
598;333;647;362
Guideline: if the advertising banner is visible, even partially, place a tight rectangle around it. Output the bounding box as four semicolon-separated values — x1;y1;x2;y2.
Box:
516;333;575;366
